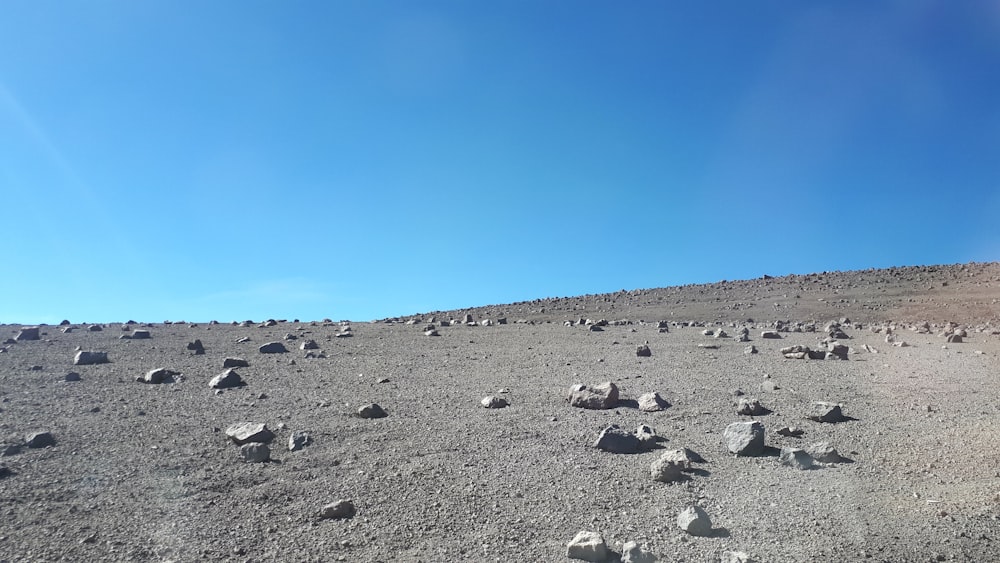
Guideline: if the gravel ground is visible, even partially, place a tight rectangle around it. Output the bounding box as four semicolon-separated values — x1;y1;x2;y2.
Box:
1;263;999;562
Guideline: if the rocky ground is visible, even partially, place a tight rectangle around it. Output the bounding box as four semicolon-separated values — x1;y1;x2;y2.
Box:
1;262;999;562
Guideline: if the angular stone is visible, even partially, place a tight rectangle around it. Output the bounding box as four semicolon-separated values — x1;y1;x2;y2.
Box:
721;551;755;563
320;499;356;519
187;340;205;354
744;345;757;354
677;506;712;537
358;403;387;419
724;421;765;456
776;426;804;437
760;331;781;339
288;431;312;451
25;431;56;448
300;340;319;350
806;441;847;463
225;422;274;445
638;391;670;412
239;442;270;463
622;541;656;563
139;368;177;384
259;342;288;354
566;531;608;562
209;369;245;389
827;343;849;360
594;424;641;454
636;344;652;357
223;358;250;368
480;396;509;409
131;330;151;339
779;447;814;469
568;382;619;410
650;454;686;483
808;402;845;423
64;372;81;382
736;397;766;416
635;424;658;450
73;351;109;365
15;327;40;341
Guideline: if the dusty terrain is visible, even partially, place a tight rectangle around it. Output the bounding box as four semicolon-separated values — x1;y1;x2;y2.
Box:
1;262;999;562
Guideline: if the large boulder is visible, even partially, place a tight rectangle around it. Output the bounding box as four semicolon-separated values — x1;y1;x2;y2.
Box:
568;382;619;410
15;327;40;341
566;531;609;562
25;431;56;448
724;421;765;456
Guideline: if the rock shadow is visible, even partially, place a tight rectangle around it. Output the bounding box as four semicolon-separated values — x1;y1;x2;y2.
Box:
710;527;731;538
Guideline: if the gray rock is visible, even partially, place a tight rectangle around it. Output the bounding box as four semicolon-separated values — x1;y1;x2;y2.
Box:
288;431;312;452
622;541;656;563
239;442;270;463
320;499;356;519
635;424;658;450
637;391;670;412
131;329;151;339
736;397;766;416
300;340;319;350
743;345;757;354
568;382;619;410
88;324;103;332
779;447;814;469
259;342;288;354
724;421;765;456
73;351;109;365
947;334;963;343
225;422;274;445
1;443;22;456
138;368;178;384
677;506;713;537
223;358;250;368
64;372;81;382
650;453;686;483
209;369;245;389
565;531;608;562
480;396;509;409
760;330;781;339
806;441;847;463
776;426;804;437
594;424;642;454
808;402;846;423
25;431;56;448
358;403;387;419
636;344;652;357
826;343;849;360
15;327;40;341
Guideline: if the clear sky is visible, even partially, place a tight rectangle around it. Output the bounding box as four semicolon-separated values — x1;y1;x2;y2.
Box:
2;2;998;324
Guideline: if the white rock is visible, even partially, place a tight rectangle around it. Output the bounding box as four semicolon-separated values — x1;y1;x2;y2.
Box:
565;531;608;562
677;506;712;536
622;540;656;563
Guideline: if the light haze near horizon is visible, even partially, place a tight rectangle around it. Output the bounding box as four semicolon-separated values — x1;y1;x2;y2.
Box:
2;2;999;324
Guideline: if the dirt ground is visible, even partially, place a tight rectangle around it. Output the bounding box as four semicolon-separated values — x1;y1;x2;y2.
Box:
1;262;999;562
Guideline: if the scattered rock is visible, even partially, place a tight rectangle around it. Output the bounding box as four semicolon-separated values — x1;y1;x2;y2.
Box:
259;342;288;354
650;453;686;483
300;340;319;350
677;506;713;537
826;343;849;360
358;403;387;419
25;431;56;448
223;358;250;368
566;531;609;562
225;422;274;445
808;402;846;423
131;329;151;339
635;424;658;450
64;372;81;382
720;551;755;563
594;424;642;454
88;325;103;332
947;334;963;343
15;327;40;341
239;442;270;463
621;541;656;563
806;441;847;463
724;421;765;456
779;447;815;469
320;500;356;520
480;396;509;409
288;431;312;451
760;331;781;339
138;368;178;384
636;344;652;357
637;391;670;412
209;369;246;389
568;382;619;410
73;351;109;365
736;397;766;416
744;345;758;355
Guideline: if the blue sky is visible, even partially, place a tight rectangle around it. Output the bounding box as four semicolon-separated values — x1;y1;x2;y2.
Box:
2;2;999;323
